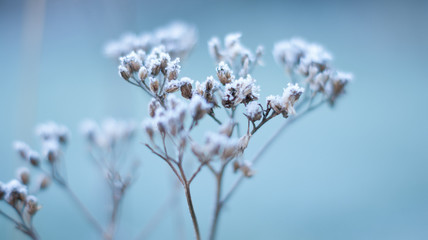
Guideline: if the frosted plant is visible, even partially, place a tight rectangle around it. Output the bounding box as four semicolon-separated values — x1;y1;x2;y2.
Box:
80;119;139;239
116;30;352;240
7;120;140;240
2;22;352;240
0;178;41;240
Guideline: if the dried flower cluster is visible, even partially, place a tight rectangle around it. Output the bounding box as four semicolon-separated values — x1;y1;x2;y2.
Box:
115;26;352;240
2;22;352;240
273;38;352;105
105;21;196;60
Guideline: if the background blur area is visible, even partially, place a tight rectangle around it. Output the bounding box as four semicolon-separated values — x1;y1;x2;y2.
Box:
1;0;427;239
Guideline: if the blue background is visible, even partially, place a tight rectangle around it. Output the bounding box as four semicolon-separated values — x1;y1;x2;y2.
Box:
1;0;427;239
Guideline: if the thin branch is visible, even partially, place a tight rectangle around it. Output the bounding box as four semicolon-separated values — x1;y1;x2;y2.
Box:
145;144;184;185
188;161;207;184
222;99;326;205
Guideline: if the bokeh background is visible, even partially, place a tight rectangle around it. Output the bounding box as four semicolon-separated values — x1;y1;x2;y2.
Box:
1;0;427;239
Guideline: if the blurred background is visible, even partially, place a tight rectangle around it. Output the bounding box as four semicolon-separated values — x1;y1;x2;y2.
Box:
1;0;427;239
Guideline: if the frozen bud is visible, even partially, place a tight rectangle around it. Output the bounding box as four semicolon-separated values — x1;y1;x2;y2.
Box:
165;81;180;93
4;180;27;205
13;141;30;159
208;37;222;61
138;66;148;81
118;65;131;80
25;195;40;215
225;32;241;49
148;59;161;76
189;94;213;121
191;143;204;160
57;126;70;144
216;61;234;85
42;140;59;163
156;119;167;135
267;83;304;118
326;71;352;105
143;121;154;140
221;144;238;160
238;134;251;153
80;119;98;143
166;58;181;81
255;45;264;62
120;51;142;72
27;151;40;166
180;81;193;99
233;161;240;173
16;167;30;185
240;161;255;177
219;120;234;137
245;101;262;121
136;49;146;62
149;77;159;93
159;53;171;74
222;75;260;108
37;175;51;190
148;99;161;118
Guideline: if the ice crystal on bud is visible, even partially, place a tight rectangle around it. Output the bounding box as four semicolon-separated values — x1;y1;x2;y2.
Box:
193;76;220;106
35;122;70;144
3;179;27;205
13;141;30;159
245;101;262;121
16;167;30;185
267;83;304;118
222;75;260;108
25;195;39;215
325;71;353;105
119;51;143;72
80;119;137;149
189;94;213;121
216;61;234;85
208;33;263;77
192;131;239;161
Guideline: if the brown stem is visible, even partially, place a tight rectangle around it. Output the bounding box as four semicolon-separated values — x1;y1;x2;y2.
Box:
183;183;201;240
178;164;201;240
61;184;106;237
208;168;224;240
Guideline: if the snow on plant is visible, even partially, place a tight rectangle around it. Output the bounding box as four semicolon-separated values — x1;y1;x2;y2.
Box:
2;22;352;240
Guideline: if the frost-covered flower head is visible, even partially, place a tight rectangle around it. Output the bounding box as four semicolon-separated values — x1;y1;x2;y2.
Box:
80;119;137;149
273;38;332;75
16;167;30;185
193;76;220;107
325;71;353;105
222;75;260;108
245;101;262;121
143;95;188;138
35;122;70;144
208;33;263;77
191;128;239;161
267;83;304;118
2;179;28;205
105;21;197;60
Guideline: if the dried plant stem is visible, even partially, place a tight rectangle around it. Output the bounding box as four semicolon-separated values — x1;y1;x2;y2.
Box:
0;209;39;240
178;164;201;240
106;195;121;240
61;183;106;237
208;165;225;240
136;184;180;240
145;141;202;240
